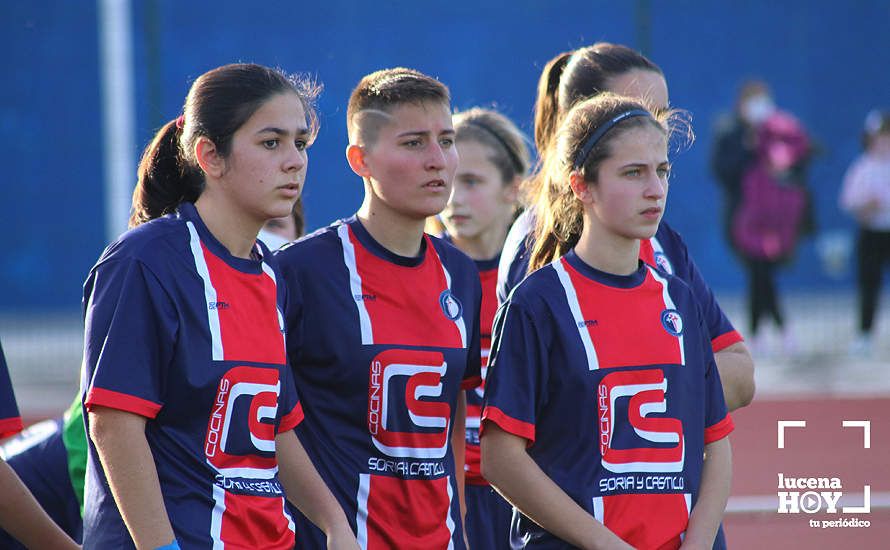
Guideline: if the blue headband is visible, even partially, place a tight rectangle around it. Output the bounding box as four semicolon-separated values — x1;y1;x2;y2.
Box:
572;109;653;171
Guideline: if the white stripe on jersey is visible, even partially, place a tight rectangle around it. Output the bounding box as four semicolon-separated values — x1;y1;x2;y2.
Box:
551;259;599;370
446;475;456;550
645;265;686;366
187;221;224;361
592;496;604;523
680;493;692;542
210;483;225;550
650;235;664;255
439;261;468;348
260;260;287;354
338;224;374;345
282;495;296;537
356;473;371;550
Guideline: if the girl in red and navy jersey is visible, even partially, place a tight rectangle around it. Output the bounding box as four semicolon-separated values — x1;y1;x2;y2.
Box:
277;68;482;550
81;64;356;550
498;43;754;414
429;107;529;549
482;94;733;550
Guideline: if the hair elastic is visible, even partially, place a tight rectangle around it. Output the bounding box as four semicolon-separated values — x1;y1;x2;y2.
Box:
572;108;652;171
175;114;185;129
465;119;524;174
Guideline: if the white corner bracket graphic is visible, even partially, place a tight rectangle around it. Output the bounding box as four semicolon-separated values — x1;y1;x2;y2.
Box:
841;420;871;449
843;485;871;514
777;420;806;449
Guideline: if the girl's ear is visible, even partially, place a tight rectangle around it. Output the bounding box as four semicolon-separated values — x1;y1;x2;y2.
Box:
195;137;225;179
569;171;593;203
346;144;372;178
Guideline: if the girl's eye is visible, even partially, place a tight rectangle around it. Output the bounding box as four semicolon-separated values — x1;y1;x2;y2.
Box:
440;137;455;148
624;168;641;177
263;139;279;150
403;139;422;148
295;140;308;151
658;165;671;179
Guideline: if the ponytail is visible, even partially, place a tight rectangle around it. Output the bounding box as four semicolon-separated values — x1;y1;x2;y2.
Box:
129;120;203;228
527;155;584;273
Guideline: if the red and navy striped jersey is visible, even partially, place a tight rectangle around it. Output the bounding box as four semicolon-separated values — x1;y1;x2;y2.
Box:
498;214;743;352
483;250;733;549
81;202;302;550
277;217;482;550
464;256;499;486
0;341;23;439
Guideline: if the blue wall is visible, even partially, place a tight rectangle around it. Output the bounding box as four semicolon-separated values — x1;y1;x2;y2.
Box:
3;1;888;311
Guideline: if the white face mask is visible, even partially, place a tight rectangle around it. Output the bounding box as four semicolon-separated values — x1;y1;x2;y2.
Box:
741;94;775;125
256;228;291;251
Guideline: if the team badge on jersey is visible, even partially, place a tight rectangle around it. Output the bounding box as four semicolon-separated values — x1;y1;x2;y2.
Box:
653;252;673;274
660;309;684;337
438;290;462;321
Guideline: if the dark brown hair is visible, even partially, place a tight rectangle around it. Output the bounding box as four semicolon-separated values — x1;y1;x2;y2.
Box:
130;63;320;227
346;67;450;145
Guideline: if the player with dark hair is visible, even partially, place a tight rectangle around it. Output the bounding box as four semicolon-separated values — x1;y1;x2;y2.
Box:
81;63;356;549
277;67;482;549
482;93;733;550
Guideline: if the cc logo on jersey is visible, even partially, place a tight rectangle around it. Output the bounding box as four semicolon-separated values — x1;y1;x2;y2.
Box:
598;368;685;473
204;366;281;478
368;349;452;459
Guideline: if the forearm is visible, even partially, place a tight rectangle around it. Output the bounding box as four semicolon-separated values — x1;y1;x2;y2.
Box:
88;408;174;549
481;423;631;550
0;460;80;549
276;430;354;541
682;438;732;549
714;342;755;410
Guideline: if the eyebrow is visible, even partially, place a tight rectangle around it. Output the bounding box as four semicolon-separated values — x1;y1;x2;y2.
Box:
256;126;311;136
396;129;455;138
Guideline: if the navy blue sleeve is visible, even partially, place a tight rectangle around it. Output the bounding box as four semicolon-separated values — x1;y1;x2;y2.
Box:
0;341;23;438
481;298;549;443
82;258;178;418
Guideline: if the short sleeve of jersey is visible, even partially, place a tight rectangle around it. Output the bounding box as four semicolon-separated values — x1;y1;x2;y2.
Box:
275;247;305;432
0;342;23;438
278;356;304;432
667;229;742;352
480;298;548;444
83;258;177;418
698;312;734;444
497;209;534;305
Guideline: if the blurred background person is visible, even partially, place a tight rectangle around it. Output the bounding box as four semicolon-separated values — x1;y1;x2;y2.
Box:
712;80;815;354
839;110;890;356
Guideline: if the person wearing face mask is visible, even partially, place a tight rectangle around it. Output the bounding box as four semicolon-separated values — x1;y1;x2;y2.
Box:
711;80;814;355
840;110;890;356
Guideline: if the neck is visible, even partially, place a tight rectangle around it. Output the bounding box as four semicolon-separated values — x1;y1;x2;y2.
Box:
450;223;508;261
574;218;640;276
194;190;263;259
357;196;426;258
